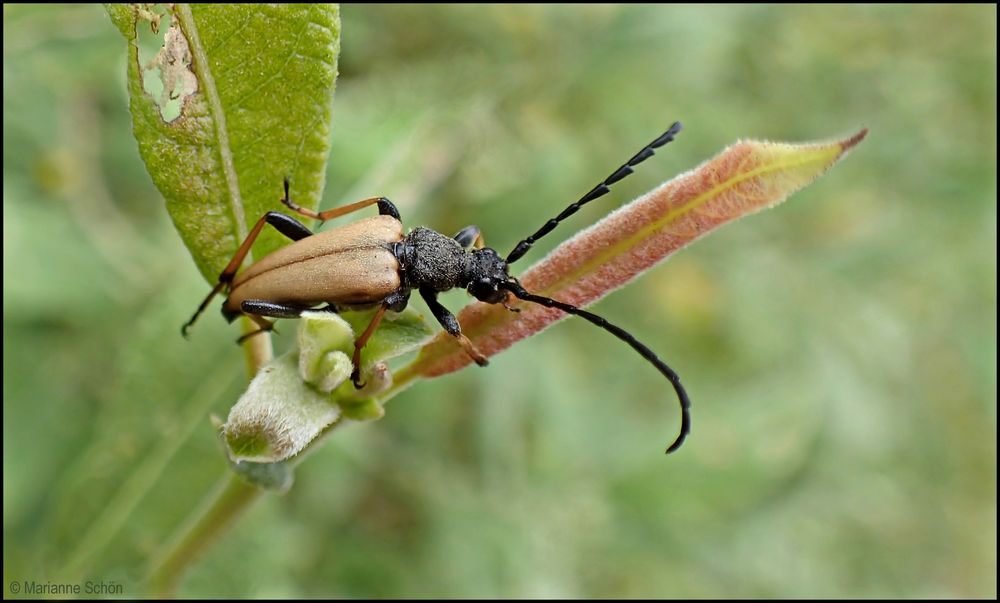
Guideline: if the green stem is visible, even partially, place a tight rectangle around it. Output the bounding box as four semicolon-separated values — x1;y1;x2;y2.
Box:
146;473;263;597
59;371;237;584
145;321;424;596
241;317;274;377
145;317;271;597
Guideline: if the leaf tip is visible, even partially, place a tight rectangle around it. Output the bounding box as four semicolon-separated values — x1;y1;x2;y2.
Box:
841;127;869;152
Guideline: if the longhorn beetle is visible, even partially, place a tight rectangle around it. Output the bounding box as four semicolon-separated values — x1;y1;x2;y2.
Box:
183;122;691;453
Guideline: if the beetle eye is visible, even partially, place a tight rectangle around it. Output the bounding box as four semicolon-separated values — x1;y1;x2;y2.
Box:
469;279;504;304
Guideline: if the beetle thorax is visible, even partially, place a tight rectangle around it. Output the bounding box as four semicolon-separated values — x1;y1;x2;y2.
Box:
397;228;511;303
398;227;473;292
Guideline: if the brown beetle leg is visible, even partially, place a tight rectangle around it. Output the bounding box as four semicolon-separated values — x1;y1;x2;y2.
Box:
182;211;313;337
455;333;489;366
280;178;400;225
236;314;277;344
182;280;227;338
419;288;489;367
351;304;389;389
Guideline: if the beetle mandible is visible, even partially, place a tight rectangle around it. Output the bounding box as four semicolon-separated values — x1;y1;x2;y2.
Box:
182;122;691;453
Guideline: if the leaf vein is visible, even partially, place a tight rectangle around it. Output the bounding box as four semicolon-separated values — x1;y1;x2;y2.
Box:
227;20;312;112
204;9;255;56
174;4;250;246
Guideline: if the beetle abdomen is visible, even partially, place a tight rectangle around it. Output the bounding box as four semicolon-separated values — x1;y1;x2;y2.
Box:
225;215;404;312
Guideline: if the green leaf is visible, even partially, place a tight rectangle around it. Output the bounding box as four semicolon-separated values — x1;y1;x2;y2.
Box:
336;309;439;377
103;3;136;38
224;353;340;464
106;4;341;282
222;309;435;469
296;310;357;392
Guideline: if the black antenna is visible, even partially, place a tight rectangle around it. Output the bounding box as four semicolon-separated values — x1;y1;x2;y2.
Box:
503;281;690;454
506;122;683;264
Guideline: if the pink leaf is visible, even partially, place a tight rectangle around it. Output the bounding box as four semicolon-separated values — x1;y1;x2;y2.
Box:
410;128;868;379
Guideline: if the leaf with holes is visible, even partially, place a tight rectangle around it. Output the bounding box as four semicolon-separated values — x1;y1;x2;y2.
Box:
106;4;341;282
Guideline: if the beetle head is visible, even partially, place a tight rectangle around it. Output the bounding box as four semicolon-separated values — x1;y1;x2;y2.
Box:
465;248;511;304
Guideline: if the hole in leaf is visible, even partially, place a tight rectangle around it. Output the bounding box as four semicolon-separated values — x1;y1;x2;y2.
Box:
136;5;198;123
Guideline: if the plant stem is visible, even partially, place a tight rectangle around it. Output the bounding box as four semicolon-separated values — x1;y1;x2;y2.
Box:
146;472;263;597
241;320;273;378
145;321;425;596
145;317;272;597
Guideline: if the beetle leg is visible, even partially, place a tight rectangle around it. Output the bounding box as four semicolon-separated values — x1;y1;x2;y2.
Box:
236;314;277;344
454;225;485;250
240;300;309;319
280;178;401;226
222;212;314;283
419;288;489;367
351;304;389;389
384;289;410;312
262;212;314;241
182;280;228;338
233;300;316;343
182;211;314;337
234;299;313;342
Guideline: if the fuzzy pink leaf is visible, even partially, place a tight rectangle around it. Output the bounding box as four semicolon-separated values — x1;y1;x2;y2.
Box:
409;128;868;378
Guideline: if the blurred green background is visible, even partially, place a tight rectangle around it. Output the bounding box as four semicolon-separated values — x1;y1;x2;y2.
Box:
3;4;996;598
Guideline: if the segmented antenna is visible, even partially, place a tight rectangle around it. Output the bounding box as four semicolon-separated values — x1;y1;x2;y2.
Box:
503;281;691;454
506;121;683;264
